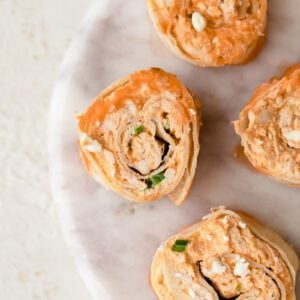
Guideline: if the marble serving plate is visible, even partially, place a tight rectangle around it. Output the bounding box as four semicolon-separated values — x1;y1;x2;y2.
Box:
49;1;300;299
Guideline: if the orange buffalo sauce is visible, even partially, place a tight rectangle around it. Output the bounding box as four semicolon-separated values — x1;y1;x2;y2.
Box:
283;63;300;77
78;68;194;133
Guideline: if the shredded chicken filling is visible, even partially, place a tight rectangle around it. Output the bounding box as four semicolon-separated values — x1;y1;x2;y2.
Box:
123;119;173;177
158;0;266;64
238;88;300;179
153;213;293;299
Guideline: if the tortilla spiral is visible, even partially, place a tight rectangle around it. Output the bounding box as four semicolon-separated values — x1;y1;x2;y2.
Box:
151;207;298;299
234;66;300;186
146;0;267;67
77;68;201;205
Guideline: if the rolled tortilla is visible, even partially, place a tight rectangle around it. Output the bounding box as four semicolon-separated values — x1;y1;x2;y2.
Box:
151;207;298;299
234;65;300;187
146;0;267;67
77;68;201;205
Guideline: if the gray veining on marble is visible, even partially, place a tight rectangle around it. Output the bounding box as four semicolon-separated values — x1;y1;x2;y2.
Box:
49;1;300;299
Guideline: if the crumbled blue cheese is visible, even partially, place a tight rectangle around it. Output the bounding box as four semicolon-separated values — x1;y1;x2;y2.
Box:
238;221;247;229
234;256;249;277
283;130;300;142
157;242;165;252
192;12;207;32
80;133;102;153
206;234;213;241
222;216;229;224
164;168;175;183
188;288;196;298
211;260;226;274
189;108;197;116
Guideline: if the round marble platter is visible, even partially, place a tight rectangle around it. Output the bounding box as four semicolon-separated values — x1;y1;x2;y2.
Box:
49;1;300;299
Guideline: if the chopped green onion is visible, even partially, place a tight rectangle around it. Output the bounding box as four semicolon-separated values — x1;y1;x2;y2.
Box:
236;283;242;291
171;239;190;252
146;171;165;188
133;125;144;135
174;240;189;245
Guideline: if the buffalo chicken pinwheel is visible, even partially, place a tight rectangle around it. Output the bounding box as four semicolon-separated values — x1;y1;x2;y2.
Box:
146;0;267;67
234;66;300;186
77;68;201;205
151;207;298;299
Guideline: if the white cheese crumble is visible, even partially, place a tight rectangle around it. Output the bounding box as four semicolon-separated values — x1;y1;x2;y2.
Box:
206;234;213;241
222;216;229;224
164;168;175;183
188;288;196;298
211;260;226;274
223;235;229;242
212;37;219;45
157;242;165;252
174;273;182;279
191;12;207;32
79;133;102;153
238;221;247;229
234;256;249;277
162;118;170;130
189;108;197;116
283;130;300;142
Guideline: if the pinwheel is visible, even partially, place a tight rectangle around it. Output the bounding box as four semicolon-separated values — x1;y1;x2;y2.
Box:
151;207;298;299
147;0;267;67
234;65;300;186
77;68;201;205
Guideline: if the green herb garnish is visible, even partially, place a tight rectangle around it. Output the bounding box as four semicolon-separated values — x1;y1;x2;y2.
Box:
172;239;190;252
133;125;144;135
236;283;242;291
146;171;165;188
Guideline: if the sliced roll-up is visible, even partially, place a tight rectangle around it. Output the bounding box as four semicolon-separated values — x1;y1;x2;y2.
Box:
146;0;267;67
234;65;300;186
77;68;201;205
151;207;298;299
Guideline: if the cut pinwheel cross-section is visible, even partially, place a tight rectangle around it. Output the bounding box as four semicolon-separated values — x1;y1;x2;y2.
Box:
150;207;298;299
234;65;300;187
146;0;267;67
77;68;201;205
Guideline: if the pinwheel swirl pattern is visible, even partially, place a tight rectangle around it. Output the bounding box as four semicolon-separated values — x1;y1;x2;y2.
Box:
151;208;298;299
78;68;201;204
146;0;267;66
234;66;300;186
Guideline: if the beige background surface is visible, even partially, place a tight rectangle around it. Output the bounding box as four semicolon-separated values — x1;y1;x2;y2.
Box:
0;0;92;299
